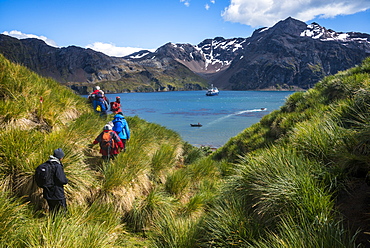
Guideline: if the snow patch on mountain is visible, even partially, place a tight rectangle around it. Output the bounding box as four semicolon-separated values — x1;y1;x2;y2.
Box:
259;27;270;33
196;38;245;71
301;23;370;43
129;52;150;59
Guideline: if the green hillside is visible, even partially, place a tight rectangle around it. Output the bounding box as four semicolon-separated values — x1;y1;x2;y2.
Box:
210;56;370;247
1;52;370;247
0;53;222;247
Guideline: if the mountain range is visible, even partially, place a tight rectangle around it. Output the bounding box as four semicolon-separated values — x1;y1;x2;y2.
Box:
0;17;369;94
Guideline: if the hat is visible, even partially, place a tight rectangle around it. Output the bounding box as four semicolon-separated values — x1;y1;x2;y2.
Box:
106;121;114;128
95;86;100;90
116;96;120;99
53;148;65;159
103;124;112;130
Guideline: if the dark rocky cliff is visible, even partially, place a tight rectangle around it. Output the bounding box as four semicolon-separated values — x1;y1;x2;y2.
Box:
213;17;370;90
126;18;369;91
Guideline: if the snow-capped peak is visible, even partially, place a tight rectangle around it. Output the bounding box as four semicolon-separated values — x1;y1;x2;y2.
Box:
196;37;246;71
300;22;369;43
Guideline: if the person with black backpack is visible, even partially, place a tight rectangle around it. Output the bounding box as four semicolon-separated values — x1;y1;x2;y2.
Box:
35;148;68;213
92;124;123;160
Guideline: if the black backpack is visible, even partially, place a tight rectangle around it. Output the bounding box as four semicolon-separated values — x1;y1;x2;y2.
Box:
35;161;55;188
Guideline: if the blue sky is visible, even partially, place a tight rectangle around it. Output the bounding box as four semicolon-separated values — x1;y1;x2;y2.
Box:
1;0;370;56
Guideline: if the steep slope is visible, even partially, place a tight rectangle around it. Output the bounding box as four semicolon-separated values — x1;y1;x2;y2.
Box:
212;57;370;247
0;54;211;247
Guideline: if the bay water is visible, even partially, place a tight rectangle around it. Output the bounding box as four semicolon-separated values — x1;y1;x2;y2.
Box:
101;91;294;148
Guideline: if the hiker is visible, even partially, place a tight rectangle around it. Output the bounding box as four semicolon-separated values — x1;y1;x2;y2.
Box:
88;86;109;116
92;124;124;160
37;148;69;213
110;96;122;114
88;85;103;102
112;112;130;151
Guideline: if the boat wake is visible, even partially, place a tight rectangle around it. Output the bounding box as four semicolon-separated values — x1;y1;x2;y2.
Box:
206;108;267;127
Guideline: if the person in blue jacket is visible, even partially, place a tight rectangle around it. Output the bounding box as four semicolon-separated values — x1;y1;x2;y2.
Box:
112;112;130;151
89;86;108;116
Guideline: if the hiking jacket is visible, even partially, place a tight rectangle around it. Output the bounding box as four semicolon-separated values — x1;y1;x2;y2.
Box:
110;101;122;114
93;130;123;155
92;96;108;112
88;89;102;101
112;114;130;140
42;156;68;200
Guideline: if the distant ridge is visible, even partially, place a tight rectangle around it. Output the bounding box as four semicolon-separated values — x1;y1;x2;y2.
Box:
0;17;369;94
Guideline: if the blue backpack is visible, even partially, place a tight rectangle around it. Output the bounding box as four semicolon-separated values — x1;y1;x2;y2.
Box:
113;117;125;135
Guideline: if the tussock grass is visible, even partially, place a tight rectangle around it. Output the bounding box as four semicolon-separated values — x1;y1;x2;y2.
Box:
197;195;262;247
124;188;177;232
182;142;206;164
256;214;357;248
200;57;370;247
234;146;331;219
289;116;349;163
1;54;370;247
165;169;190;197
0;54;88;129
151;214;201;248
151;144;177;182
0;191;32;247
21;205;123;248
197;145;351;247
186;157;220;183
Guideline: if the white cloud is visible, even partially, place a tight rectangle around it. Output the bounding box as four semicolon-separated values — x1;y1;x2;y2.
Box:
2;30;58;47
86;42;154;57
222;0;370;27
211;0;216;4
180;0;190;7
1;30;151;57
205;4;210;10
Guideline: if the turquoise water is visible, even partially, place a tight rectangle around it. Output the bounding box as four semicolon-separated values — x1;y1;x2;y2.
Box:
101;91;294;148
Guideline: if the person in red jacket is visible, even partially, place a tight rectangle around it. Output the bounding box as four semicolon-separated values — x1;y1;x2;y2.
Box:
110;96;122;114
92;124;123;160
